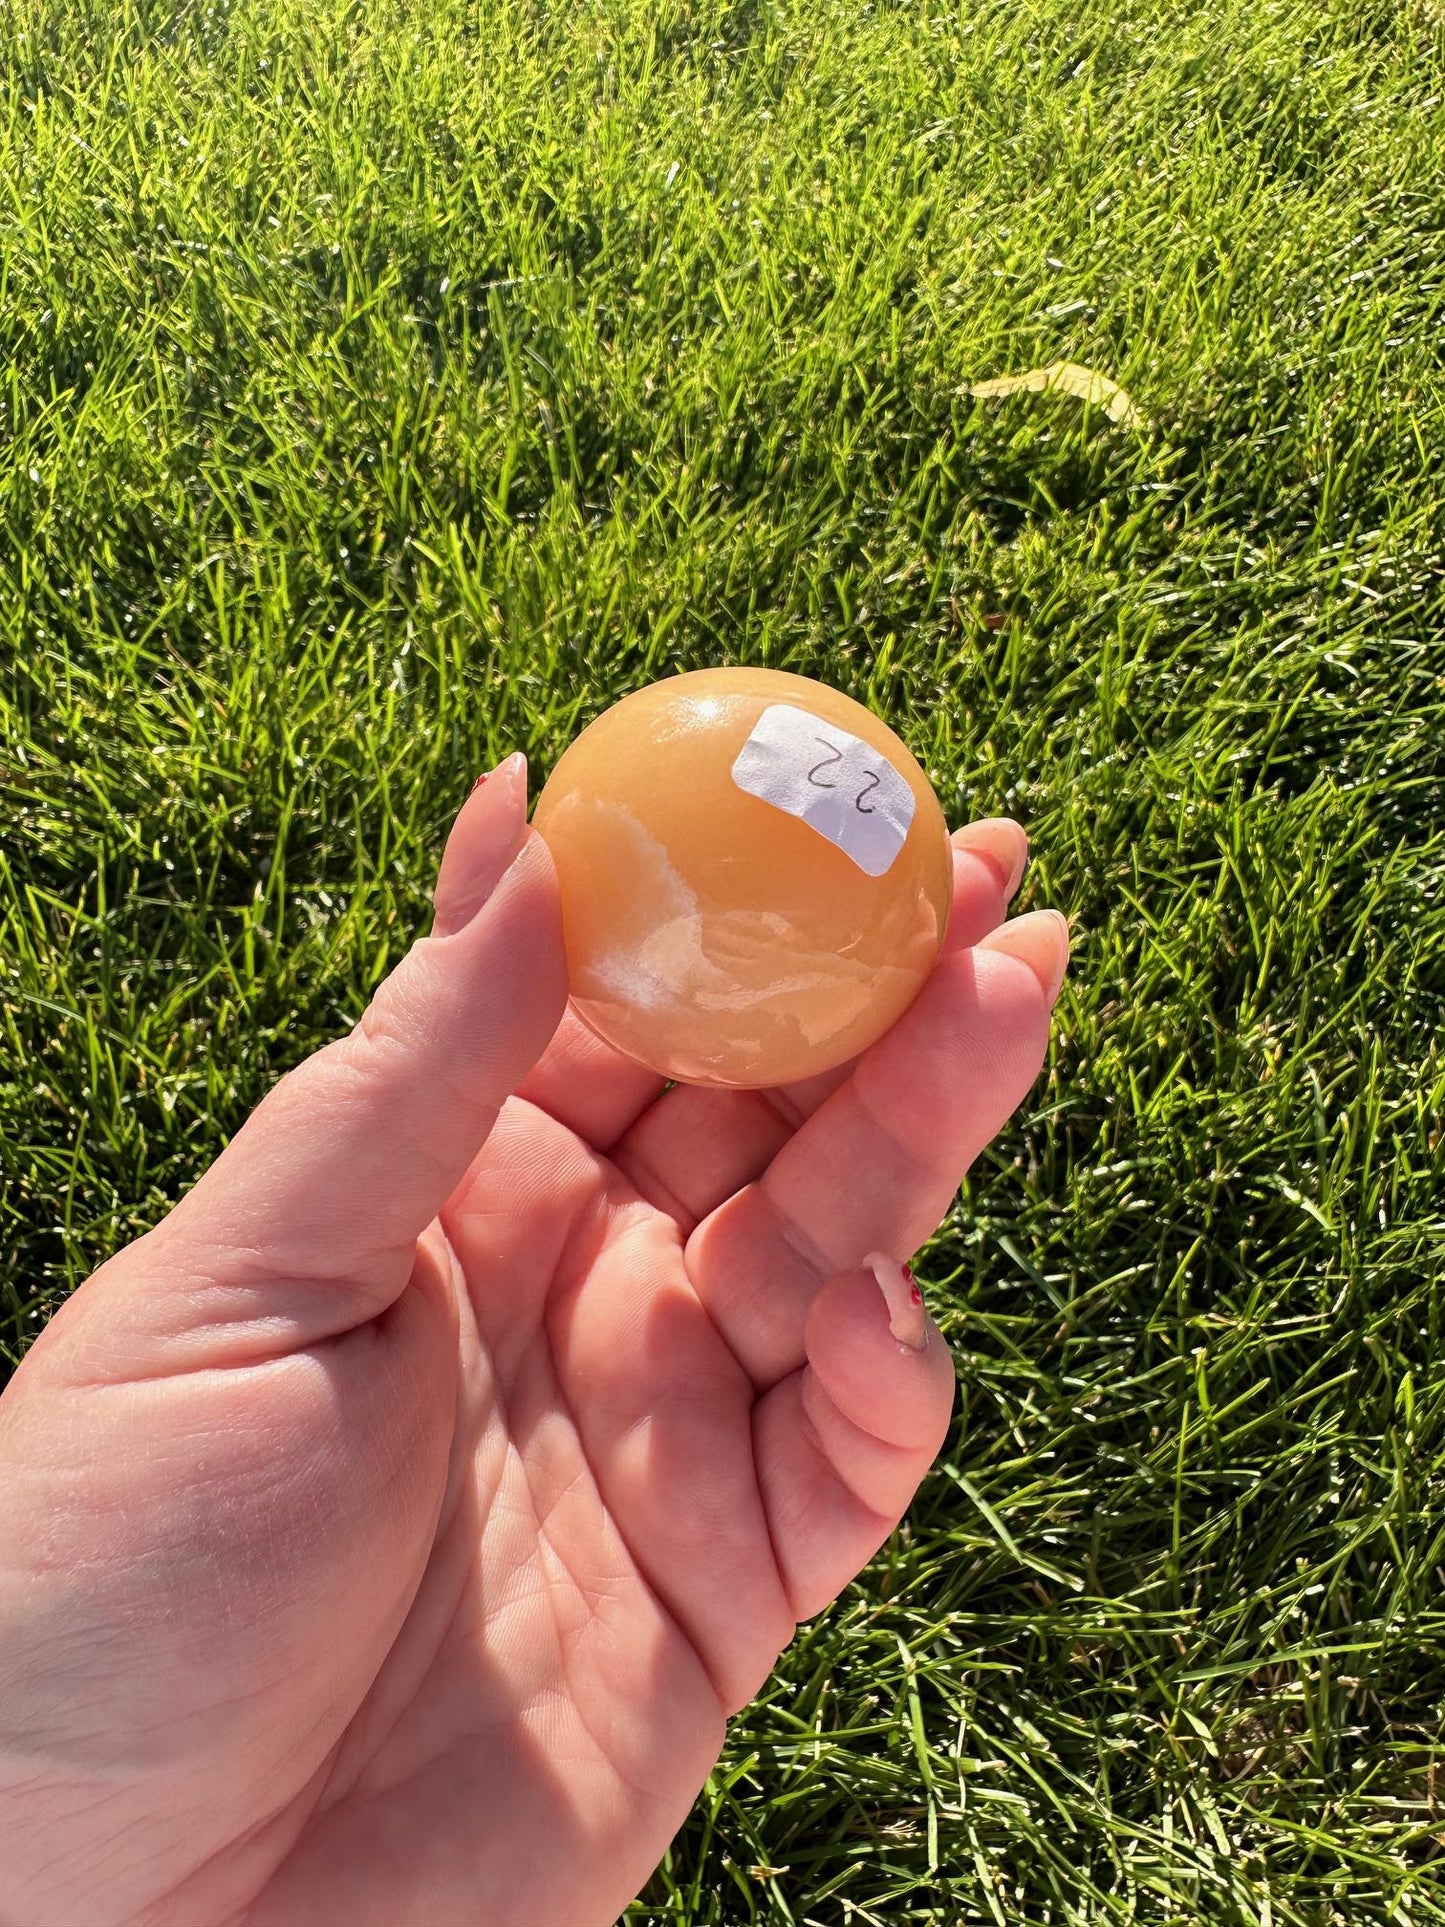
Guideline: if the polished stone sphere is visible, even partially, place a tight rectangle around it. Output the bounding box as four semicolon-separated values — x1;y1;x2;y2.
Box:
532;667;952;1088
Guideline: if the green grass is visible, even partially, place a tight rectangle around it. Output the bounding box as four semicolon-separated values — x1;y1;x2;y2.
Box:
3;0;1445;1917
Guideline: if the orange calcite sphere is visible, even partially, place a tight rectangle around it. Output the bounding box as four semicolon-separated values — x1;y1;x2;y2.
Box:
532;667;953;1089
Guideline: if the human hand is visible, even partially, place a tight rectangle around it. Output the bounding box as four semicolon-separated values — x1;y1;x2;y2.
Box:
0;752;1067;1927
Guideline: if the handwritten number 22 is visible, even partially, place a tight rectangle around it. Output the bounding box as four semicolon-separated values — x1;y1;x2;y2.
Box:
808;737;881;814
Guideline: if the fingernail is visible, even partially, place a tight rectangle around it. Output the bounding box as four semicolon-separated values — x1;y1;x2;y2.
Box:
432;752;529;937
979;907;1070;1004
865;1251;928;1352
956;818;1030;900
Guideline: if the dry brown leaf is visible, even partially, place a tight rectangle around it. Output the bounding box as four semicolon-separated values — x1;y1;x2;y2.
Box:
968;360;1145;429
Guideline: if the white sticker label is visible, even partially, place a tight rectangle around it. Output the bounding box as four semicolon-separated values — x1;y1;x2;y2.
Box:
730;704;916;877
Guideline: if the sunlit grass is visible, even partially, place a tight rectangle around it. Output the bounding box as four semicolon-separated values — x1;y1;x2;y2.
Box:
3;0;1445;1918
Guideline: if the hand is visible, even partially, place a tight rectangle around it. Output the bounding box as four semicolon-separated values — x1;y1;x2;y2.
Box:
0;753;1067;1927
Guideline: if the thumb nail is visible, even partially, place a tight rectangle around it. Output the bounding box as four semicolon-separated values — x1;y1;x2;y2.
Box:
431;752;529;938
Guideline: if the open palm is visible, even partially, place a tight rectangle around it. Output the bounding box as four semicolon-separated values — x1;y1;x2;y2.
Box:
0;757;1066;1927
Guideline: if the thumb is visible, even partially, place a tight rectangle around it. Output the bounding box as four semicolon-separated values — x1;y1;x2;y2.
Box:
141;752;568;1325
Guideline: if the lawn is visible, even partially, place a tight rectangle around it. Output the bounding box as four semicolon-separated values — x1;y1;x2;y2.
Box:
3;0;1445;1918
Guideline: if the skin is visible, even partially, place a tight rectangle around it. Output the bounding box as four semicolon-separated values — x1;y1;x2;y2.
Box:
0;754;1068;1927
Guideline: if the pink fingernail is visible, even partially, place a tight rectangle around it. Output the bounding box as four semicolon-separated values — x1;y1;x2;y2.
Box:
433;753;530;935
981;908;1071;1005
865;1251;928;1352
958;819;1030;900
